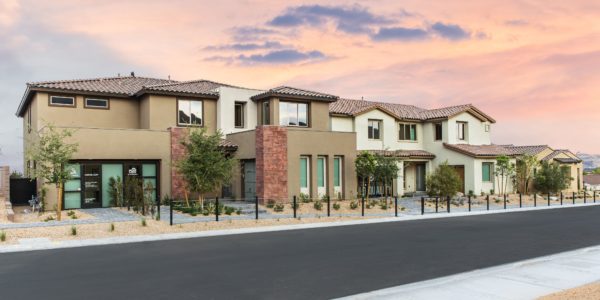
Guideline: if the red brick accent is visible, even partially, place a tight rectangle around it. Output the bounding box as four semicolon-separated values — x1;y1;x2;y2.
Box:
170;127;189;199
255;126;288;203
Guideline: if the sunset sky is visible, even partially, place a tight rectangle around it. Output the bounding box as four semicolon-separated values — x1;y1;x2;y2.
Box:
1;0;599;171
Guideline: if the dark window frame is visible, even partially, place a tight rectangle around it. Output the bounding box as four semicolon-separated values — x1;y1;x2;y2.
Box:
398;123;417;141
176;99;204;127
279;100;310;127
262;101;270;125
234;102;245;128
368;119;382;140
434;123;443;141
48;95;76;108
84;97;110;110
457;121;467;141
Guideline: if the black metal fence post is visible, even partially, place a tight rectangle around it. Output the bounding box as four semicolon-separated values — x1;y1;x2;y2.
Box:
447;196;450;213
421;197;425;215
169;200;173;226
486;195;490;210
584;191;587;204
468;195;471;212
595;191;597;203
394;196;398;217
519;193;522;208
534;193;537;207
573;192;576;205
215;197;219;222
503;194;507;209
327;195;330;217
561;192;563;205
157;197;161;220
547;193;550;207
293;195;297;218
361;197;365;217
255;196;259;220
435;197;439;213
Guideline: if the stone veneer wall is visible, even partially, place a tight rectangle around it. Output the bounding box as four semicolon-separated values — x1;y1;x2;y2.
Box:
0;166;9;200
170;128;189;199
255;126;288;203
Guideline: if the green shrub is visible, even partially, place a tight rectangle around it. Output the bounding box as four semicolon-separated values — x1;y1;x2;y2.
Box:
266;200;276;208
236;208;242;215
313;201;323;211
67;210;75;216
0;231;5;242
379;203;388;210
224;206;235;215
333;203;341;210
70;215;78;219
109;223;115;232
290;202;299;210
273;203;284;212
141;218;147;227
70;226;77;236
300;193;311;203
350;201;358;210
44;215;55;222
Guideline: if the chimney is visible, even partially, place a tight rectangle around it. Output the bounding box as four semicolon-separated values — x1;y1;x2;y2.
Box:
130;71;135;77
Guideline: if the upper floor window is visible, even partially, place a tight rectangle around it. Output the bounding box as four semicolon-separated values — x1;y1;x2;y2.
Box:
399;123;417;141
84;97;109;109
235;102;245;128
368;120;381;140
434;123;442;141
457;122;467;141
262;101;270;125
177;99;203;126
49;95;75;107
279;101;308;127
484;124;490;132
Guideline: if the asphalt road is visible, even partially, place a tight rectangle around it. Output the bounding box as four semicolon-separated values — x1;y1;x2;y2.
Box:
2;206;600;300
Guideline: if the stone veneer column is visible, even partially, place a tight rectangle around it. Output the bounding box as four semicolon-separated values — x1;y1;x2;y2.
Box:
170;127;189;199
255;126;288;203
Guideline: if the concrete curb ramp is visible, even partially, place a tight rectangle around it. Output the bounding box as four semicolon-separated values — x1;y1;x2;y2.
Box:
1;202;599;254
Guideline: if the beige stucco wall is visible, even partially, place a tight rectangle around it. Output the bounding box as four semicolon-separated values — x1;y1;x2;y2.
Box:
141;95;217;133
447;112;492;145
287;129;357;200
331;116;354;132
39;126;171;209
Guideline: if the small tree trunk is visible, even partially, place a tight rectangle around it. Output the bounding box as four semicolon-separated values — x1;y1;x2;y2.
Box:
366;178;371;201
57;182;63;221
184;189;190;207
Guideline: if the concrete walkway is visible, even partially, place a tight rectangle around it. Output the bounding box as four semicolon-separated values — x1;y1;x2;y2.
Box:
339;245;600;300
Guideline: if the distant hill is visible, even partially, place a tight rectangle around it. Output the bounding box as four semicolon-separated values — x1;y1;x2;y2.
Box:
577;153;600;170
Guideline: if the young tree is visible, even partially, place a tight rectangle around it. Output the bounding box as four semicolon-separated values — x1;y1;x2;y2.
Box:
426;161;462;198
355;151;376;200
374;154;399;199
533;161;572;194
176;128;235;209
9;171;24;179
515;154;539;194
26;125;78;221
495;155;515;195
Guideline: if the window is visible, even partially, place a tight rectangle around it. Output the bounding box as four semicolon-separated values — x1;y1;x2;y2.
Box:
49;95;75;107
177;99;203;126
484;124;490;132
399;123;417;141
84;98;109;109
317;157;326;188
434;123;442;141
235;103;245;128
368;120;381;140
333;156;342;188
457;122;467;141
300;156;309;189
482;162;493;182
262;101;270;125
279;102;308;127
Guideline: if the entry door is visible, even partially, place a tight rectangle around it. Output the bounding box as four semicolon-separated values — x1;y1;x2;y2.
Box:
317;157;327;198
415;163;426;192
452;165;466;194
244;161;256;201
82;164;102;208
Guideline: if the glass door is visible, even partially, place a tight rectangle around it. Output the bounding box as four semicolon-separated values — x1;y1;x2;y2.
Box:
83;164;102;208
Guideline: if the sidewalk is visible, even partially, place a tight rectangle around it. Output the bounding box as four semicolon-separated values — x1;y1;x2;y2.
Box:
339;245;600;300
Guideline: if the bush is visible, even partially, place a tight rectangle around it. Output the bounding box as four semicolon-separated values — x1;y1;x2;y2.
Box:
313;201;323;211
70;214;78;219
266;200;276;208
70;226;77;236
236;208;242;215
426;161;462;198
67;210;75;216
224;206;235;215
290;202;299;210
141;218;147;227
273;203;284;212
379;203;388;210
44;215;55;222
109;223;115;232
0;231;5;242
350;201;358;210
333;203;341;210
300;193;311;203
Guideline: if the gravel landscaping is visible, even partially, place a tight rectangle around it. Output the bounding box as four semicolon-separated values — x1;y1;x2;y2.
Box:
538;281;600;300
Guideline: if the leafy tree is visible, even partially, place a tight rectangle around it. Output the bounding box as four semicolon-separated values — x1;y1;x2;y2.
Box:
533;161;572;194
426;161;462;198
495;155;515;195
374;154;399;199
26;125;78;221
9;171;24;179
355;151;376;200
593;167;600;175
515;154;539;194
108;176;124;207
176;128;235;208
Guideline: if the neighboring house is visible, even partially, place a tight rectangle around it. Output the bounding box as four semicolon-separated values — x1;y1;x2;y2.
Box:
584;174;600;191
0;166;9;200
504;145;584;193
330;98;512;196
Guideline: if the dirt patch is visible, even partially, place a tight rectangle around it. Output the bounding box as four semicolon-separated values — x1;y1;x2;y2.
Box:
12;206;94;223
538;281;600;300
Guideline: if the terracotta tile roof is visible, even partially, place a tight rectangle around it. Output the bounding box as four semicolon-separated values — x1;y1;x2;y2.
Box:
251;86;338;102
219;139;238;150
584;174;600;185
542;150;582;163
138;80;234;98
329;98;495;123
443;143;514;158
27;76;175;96
369;149;435;159
503;145;550;156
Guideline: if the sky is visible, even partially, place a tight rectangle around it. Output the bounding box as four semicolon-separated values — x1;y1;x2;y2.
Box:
1;0;599;172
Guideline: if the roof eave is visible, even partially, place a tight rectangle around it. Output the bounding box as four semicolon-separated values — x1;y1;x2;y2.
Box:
251;92;339;102
136;89;220;99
